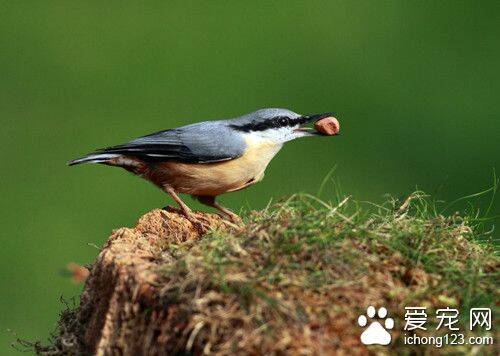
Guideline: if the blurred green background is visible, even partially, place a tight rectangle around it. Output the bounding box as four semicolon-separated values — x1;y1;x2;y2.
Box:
0;1;498;353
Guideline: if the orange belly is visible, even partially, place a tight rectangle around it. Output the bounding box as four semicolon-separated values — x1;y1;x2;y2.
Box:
145;137;282;196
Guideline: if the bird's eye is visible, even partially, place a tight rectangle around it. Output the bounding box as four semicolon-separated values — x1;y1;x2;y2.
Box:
276;116;289;126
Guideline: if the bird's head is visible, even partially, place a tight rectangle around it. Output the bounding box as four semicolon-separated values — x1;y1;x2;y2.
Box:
229;108;338;143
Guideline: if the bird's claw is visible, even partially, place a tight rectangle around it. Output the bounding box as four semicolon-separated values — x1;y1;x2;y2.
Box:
186;213;214;233
227;213;242;224
218;213;243;230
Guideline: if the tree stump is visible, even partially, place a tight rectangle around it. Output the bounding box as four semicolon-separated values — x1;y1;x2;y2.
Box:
46;208;366;355
38;195;498;355
66;208;227;355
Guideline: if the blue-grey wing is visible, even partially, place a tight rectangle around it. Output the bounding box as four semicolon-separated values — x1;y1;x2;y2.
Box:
96;121;246;163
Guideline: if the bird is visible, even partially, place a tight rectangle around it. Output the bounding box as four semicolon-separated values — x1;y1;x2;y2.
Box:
69;108;339;224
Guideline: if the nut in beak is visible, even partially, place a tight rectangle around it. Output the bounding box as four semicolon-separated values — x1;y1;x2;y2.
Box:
294;113;340;136
314;116;340;136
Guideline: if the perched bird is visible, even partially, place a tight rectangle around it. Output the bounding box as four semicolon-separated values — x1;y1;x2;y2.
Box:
69;108;339;223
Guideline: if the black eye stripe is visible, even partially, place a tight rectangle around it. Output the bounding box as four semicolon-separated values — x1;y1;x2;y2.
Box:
230;116;300;132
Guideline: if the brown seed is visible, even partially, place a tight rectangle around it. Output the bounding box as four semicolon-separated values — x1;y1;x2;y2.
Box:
314;116;340;136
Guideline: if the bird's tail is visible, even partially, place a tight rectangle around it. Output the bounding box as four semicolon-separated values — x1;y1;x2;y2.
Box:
68;153;120;166
68;153;147;174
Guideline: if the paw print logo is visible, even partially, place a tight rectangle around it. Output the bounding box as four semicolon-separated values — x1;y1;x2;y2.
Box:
358;306;394;345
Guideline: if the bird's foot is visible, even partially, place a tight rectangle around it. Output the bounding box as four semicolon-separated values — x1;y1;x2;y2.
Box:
185;212;214;233
162;205;213;233
218;212;243;229
226;212;242;224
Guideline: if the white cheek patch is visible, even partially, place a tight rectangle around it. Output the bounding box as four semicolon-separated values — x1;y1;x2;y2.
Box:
251;127;295;143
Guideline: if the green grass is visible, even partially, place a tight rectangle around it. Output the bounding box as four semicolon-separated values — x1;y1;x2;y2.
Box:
30;190;498;354
152;191;498;354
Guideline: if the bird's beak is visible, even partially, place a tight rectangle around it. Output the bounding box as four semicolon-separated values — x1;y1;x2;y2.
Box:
294;113;339;136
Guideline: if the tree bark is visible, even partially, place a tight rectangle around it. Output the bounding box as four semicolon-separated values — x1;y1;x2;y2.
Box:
70;208;226;355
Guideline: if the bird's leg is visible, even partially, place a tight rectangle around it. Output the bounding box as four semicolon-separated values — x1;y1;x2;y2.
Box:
196;195;241;223
163;185;213;231
163;185;193;216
